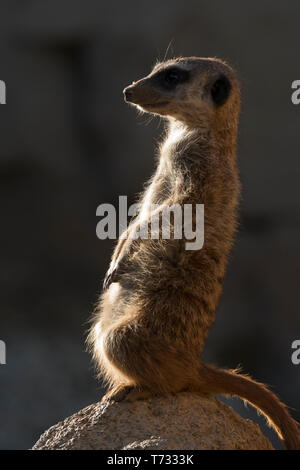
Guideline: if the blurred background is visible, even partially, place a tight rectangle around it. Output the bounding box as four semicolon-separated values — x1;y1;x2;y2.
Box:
0;0;299;450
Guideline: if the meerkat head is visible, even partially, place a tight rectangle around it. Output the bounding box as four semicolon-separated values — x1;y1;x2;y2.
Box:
123;57;240;128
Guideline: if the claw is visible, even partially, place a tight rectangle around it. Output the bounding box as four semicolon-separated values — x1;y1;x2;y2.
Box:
102;385;134;403
102;385;153;403
103;268;117;291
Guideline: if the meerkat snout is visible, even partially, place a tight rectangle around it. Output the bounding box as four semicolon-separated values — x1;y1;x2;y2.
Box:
123;78;166;110
123;87;133;101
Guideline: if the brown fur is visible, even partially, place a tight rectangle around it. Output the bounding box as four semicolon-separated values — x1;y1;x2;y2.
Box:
88;57;300;449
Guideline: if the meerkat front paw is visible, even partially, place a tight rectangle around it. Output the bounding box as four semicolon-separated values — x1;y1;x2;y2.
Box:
101;385;153;403
103;267;117;291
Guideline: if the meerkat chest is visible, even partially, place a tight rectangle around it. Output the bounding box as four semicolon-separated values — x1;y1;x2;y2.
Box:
161;125;190;161
138;127;209;222
162;126;211;171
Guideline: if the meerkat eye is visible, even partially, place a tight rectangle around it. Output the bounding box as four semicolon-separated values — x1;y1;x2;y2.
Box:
161;68;189;89
211;74;231;107
165;69;180;85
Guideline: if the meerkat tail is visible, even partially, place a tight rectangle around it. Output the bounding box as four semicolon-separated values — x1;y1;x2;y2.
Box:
195;363;300;450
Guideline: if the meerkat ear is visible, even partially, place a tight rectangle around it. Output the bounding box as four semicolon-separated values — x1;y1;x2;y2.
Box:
210;74;231;107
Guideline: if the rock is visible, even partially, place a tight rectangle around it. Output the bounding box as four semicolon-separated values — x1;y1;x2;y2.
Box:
32;393;273;450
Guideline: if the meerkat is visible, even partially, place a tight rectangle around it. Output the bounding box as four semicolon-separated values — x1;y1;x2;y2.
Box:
88;57;300;449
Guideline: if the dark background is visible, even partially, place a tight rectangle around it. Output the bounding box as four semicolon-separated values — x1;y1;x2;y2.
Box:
0;0;299;450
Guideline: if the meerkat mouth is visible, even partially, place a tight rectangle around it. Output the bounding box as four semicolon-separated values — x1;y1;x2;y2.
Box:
142;101;169;108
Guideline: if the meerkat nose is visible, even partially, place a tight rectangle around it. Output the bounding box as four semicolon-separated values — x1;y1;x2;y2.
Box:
123;87;134;102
